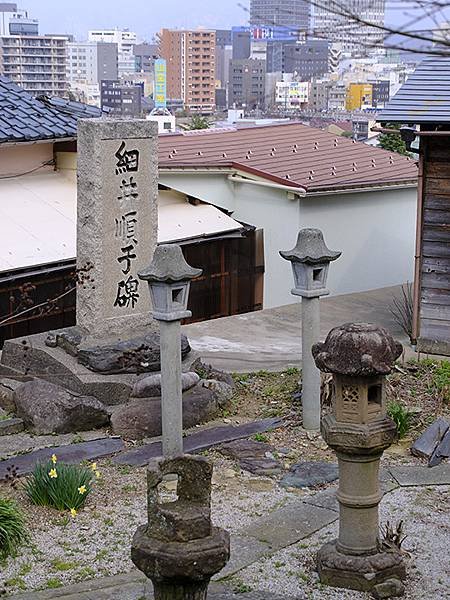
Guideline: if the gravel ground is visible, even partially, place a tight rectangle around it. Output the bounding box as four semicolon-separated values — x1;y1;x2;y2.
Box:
234;485;450;599
0;455;299;596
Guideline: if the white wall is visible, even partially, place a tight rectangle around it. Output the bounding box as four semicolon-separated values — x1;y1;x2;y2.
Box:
159;171;417;309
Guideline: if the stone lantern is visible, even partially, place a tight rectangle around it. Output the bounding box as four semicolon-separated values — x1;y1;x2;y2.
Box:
280;228;341;430
139;245;202;457
312;323;406;596
132;454;230;600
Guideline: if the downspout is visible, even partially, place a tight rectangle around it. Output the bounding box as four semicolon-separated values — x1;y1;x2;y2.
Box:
412;139;425;344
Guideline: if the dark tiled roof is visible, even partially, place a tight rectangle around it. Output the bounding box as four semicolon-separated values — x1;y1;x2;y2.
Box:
378;58;450;124
0;77;103;143
158;123;418;193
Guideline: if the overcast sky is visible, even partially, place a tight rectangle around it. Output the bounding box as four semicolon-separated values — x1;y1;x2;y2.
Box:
18;1;448;42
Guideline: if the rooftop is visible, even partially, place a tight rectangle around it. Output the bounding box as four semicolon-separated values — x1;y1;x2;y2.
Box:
0;77;103;144
158;123;417;193
378;57;450;125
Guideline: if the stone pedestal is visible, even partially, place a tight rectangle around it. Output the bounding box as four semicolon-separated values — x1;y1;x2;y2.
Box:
132;455;230;599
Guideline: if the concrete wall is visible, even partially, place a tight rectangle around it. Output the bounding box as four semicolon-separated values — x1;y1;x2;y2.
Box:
159;171;417;310
0;143;54;177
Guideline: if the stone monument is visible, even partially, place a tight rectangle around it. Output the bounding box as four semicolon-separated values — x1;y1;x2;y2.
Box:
312;323;406;597
131;454;230;600
280;228;341;430
77;118;157;337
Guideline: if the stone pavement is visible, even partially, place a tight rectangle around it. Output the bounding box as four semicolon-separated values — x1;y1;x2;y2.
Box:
183;285;443;372
10;463;450;600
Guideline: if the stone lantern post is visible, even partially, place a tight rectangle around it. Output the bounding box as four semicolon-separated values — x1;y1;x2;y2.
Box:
132;454;230;600
312;323;406;596
280;228;341;430
139;245;202;457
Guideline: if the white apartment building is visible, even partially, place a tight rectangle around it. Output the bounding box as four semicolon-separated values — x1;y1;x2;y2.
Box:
67;41;118;86
275;80;309;109
88;29;137;76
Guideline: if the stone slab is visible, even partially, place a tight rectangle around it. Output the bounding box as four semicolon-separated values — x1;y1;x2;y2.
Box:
411;417;449;461
8;572;292;600
279;461;338;488
214;534;272;580
303;487;339;512
113;418;284;466
240;501;338;551
0;437;124;480
388;463;450;486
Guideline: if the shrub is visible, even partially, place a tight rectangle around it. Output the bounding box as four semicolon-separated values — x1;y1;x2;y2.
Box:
24;456;97;513
0;497;27;560
387;401;412;439
390;283;414;343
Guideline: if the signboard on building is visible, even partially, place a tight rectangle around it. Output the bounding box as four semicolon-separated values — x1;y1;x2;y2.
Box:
232;25;300;42
276;81;309;107
154;58;167;109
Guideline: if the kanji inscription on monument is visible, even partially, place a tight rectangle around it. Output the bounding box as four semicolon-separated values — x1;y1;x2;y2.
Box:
77;119;158;337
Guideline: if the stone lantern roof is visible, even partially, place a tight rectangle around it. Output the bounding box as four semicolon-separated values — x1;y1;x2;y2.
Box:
138;244;202;283
312;322;403;376
279;228;341;265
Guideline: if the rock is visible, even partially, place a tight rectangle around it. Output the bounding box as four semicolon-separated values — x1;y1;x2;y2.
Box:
78;333;191;374
14;379;109;434
372;578;405;598
280;461;338;489
111;383;220;440
0;417;24;435
132;372;199;398
199;379;234;407
191;358;235;388
218;439;283;476
429;429;450;467
0;378;23;413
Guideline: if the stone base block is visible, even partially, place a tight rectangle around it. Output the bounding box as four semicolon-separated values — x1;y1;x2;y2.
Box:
317;541;405;596
132;525;230;581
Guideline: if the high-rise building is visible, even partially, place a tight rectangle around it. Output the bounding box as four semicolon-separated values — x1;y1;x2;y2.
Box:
158;28;216;114
313;1;385;54
228;57;266;109
0;34;68;97
250;0;310;30
0;3;68;96
0;2;37;36
67;41;118;86
134;43;159;73
88;29;137;76
267;38;329;80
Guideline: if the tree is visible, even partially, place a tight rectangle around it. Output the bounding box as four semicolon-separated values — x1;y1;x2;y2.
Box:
378;124;411;156
186;115;210;130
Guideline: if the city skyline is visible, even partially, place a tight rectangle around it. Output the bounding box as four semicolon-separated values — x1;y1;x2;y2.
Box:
12;1;444;41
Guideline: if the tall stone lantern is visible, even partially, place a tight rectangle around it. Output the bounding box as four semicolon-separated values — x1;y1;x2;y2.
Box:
280;228;341;430
139;245;202;458
312;323;406;596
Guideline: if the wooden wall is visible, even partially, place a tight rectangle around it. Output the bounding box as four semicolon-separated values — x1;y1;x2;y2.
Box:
418;136;450;355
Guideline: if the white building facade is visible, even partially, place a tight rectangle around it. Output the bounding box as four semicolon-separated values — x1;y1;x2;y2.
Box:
88;28;137;76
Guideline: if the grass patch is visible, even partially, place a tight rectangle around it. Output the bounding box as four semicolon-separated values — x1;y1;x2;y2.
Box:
431;360;450;403
387;401;413;439
51;558;79;572
46;578;63;589
0;496;28;561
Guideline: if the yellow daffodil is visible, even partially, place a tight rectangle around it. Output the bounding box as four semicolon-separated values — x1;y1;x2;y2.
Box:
95;470;101;478
51;454;57;464
90;462;97;471
70;508;77;517
78;485;87;495
48;468;58;479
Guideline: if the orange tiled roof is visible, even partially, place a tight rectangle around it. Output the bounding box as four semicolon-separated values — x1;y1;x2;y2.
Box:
158;122;418;193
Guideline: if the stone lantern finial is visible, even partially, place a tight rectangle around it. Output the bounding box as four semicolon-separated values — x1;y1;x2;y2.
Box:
138;244;202;322
280;228;341;298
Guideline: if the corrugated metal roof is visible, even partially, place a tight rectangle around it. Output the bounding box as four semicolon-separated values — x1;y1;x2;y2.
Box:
0;174;242;272
0;77;103;144
378;58;450;124
159;123;417;192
